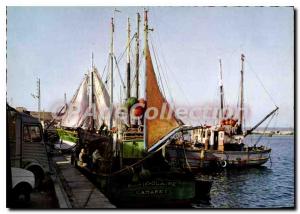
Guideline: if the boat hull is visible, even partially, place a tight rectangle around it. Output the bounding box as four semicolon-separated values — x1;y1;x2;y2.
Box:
107;174;196;207
56;128;78;143
207;149;271;167
54;128;78;150
77;164;204;208
166;145;271;170
71;134;212;207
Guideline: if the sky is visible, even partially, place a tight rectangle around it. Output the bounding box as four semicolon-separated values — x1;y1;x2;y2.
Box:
6;6;294;127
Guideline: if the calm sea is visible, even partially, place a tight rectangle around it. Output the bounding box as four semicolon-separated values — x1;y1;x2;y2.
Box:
193;135;295;208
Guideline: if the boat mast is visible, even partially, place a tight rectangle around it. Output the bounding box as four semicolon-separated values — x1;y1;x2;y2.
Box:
239;54;245;132
126;17;131;100
91;52;95;131
126;17;131;126
219;59;224;120
135;13;141;99
64;93;67;105
109;16;114;130
143;9;149;148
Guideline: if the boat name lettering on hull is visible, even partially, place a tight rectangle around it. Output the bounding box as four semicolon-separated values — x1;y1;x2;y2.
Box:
135;189;169;195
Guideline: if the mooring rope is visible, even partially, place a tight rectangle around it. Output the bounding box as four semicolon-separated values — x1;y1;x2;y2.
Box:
182;144;192;172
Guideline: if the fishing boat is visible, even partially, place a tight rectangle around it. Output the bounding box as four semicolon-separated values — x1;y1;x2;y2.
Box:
55;60;111;150
167;54;278;170
71;11;212;207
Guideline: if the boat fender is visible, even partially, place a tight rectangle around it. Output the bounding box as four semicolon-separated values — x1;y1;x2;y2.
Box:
220;160;227;168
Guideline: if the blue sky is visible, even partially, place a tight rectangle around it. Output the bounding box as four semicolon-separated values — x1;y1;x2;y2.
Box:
7;7;294;127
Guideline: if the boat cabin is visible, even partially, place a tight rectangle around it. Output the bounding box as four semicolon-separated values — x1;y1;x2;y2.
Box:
191;124;243;152
118;128;145;167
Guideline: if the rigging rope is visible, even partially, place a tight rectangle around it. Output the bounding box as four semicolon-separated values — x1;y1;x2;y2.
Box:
152;43;175;105
155;46;177;108
245;59;278;107
148;13;194;125
102;54;110;84
149;25;191;108
272;110;279;131
149;38;168;99
116;34;136;64
105;34;136;91
124;51;145;98
254;111;276;146
182;144;192;172
129;50;143;92
113;55;126;89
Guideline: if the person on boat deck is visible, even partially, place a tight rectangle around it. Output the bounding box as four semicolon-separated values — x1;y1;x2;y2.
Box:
91;149;103;172
99;122;108;136
170;138;177;145
79;148;88;167
177;134;184;145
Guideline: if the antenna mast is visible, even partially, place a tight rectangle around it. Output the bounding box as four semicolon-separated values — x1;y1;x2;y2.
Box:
31;78;41;121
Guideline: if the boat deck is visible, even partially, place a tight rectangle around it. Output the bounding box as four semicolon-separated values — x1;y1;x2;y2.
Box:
52;155;115;208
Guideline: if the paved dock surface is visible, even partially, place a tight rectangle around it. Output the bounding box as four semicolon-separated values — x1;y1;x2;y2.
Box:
52;155;115;208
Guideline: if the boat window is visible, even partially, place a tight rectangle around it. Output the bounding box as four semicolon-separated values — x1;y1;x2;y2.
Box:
23;124;42;142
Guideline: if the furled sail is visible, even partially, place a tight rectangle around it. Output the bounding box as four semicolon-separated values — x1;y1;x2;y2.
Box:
61;75;89;128
145;45;180;151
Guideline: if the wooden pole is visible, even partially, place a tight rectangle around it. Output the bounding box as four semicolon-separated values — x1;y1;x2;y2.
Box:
239;54;245;131
143;9;149;149
109;17;114;130
135;13;140;99
126;17;131;99
126;17;131;126
219;59;224;120
64;93;67;105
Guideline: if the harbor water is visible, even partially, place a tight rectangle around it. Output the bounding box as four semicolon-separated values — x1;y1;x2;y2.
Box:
193;135;294;208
